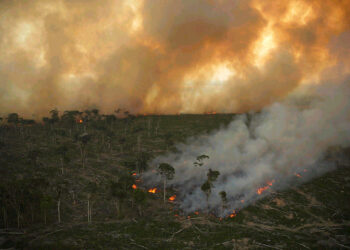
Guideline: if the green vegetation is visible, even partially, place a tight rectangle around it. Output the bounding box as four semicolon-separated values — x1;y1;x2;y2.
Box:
0;111;349;249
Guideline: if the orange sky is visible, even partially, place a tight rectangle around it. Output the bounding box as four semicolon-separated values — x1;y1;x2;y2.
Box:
0;0;349;117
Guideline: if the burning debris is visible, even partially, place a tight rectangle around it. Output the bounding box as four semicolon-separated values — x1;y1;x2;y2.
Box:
256;180;275;195
132;184;137;190
148;188;157;194
169;195;176;201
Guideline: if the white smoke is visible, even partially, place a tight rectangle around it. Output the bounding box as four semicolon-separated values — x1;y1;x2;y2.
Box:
145;80;350;215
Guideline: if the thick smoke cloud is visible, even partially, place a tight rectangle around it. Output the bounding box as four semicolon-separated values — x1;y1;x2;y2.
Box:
146;78;350;215
0;0;349;116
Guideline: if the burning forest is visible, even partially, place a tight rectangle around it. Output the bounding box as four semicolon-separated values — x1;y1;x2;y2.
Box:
0;0;350;248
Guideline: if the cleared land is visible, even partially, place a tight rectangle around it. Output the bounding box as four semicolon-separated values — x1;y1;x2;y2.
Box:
0;113;349;249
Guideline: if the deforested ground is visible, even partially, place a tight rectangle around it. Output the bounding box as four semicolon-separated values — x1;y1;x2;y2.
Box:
0;112;349;249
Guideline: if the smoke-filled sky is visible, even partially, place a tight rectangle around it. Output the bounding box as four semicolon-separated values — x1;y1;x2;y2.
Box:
1;0;349;117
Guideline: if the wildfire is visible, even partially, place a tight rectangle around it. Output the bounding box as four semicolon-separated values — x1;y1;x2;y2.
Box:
132;184;137;189
194;211;199;215
148;188;157;193
169;195;176;201
77;119;83;123
229;210;237;218
257;180;274;195
132;172;137;176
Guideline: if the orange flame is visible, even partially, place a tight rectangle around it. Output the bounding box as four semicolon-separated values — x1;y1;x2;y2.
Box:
148;188;157;193
132;172;137;176
257;180;274;195
77;119;83;123
132;184;137;189
229;210;237;218
169;195;176;201
194;211;199;215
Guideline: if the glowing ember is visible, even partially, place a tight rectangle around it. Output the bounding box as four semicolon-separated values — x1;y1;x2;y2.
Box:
194;211;199;215
132;184;137;189
169;195;176;201
132;172;137;176
148;188;157;193
78;119;83;123
295;173;301;178
257;180;274;195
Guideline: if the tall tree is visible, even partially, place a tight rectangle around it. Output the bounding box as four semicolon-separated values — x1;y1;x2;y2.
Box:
219;191;227;214
49;109;60;124
56;144;70;174
78;133;91;168
158;163;175;203
201;168;220;213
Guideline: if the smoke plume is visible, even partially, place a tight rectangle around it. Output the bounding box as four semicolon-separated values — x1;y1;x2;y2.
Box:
146;78;350;215
1;0;350;116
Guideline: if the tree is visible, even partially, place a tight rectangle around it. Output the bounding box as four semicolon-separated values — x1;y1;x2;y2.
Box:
219;191;227;214
85;182;97;223
118;136;126;154
207;168;220;182
27;149;41;166
78;133;91;168
201;168;220;213
40;195;54;225
7;113;19;125
135;151;152;174
56;144;70;174
52;180;67;224
158;163;175;203
133;189;147;216
110;182;127;218
163;132;174;152
49;109;59;124
201;181;212;213
193;154;209;167
110;173;134;217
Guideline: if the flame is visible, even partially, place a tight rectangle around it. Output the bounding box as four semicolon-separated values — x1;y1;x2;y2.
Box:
132;184;137;189
295;173;301;178
132;172;137;176
229;210;237;218
148;188;157;193
257;180;274;195
194;211;199;215
77;119;83;123
169;195;176;201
